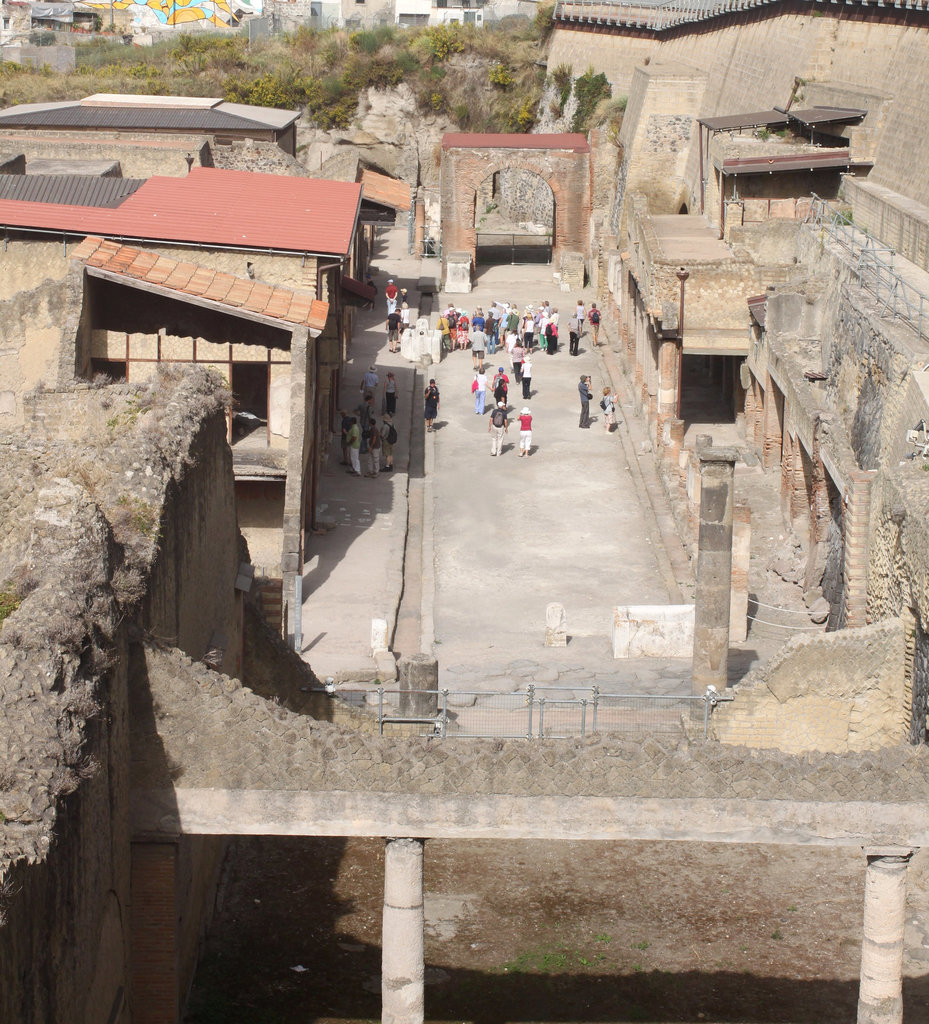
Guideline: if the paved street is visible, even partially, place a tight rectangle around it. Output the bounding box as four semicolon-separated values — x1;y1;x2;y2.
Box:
301;228;693;694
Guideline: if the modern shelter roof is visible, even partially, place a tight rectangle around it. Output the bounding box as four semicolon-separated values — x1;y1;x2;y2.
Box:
0;94;299;132
788;107;867;127
71;235;329;332
0;173;145;207
716;151;872;175
359;169;411;211
698;110;789;132
0;167;362;256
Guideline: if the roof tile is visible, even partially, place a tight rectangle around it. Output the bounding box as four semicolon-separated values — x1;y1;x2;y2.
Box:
184;267;215;296
203;272;236;302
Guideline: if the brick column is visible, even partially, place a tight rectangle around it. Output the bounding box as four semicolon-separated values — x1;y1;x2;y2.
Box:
657;336;680;447
692;438;737;694
730;499;751;644
130;842;178;1024
858;849;914;1024
845;470;877;628
763;373;782;472
382;838;425;1024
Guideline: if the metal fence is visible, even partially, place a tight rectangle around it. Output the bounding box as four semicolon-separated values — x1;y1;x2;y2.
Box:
475;233;552;266
372;684;731;740
804;194;929;343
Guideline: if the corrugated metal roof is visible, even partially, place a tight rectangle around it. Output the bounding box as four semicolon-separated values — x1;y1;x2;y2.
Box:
788;107;867;127
71;235;329;332
442;132;590;153
0;173;144;207
0;167;362;256
699;110;788;132
719;151;872;175
0;99;299;133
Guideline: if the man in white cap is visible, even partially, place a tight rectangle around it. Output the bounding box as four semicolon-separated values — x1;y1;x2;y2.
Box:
385;279;398;314
488;401;508;456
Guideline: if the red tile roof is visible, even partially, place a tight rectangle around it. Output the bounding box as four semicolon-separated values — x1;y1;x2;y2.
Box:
0;167;361;256
71;236;329;332
441;132;590;153
360;169;412;211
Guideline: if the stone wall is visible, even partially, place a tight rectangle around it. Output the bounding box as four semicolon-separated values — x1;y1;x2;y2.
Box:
0;370;241;1020
713;620;905;754
0;269;83;428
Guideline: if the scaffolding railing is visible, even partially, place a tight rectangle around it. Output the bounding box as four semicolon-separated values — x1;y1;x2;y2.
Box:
372;684;731;740
805;194;929;344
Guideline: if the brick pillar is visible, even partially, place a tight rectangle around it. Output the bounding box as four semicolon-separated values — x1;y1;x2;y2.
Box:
131;842;178;1024
665;417;685;474
763;373;782;471
657;336;679;444
382;838;425;1024
858;849;913;1024
692;438;737;694
413;193;425;256
754;380;765;452
730;499;751;643
845;470;876;628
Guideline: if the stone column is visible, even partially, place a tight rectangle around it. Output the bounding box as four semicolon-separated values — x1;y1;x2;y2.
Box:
858;848;914;1024
657;335;679;444
413;192;425;256
398;654;438;719
692;437;737;694
730;499;751;644
382;838;425;1024
845;470;877;629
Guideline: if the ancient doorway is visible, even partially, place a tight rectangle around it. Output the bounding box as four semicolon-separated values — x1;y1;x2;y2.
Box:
474;168;555;266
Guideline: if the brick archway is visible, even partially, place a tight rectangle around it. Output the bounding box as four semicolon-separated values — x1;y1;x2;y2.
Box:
439;133;593;287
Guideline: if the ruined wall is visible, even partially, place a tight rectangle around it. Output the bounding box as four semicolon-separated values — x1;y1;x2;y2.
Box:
1;370;240;1020
713;619;905;753
209;138;307;177
0;269;83;429
0;133;212;178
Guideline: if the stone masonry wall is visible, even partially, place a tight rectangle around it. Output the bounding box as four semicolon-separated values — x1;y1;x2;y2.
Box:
1;370;240;1020
712;620;905;754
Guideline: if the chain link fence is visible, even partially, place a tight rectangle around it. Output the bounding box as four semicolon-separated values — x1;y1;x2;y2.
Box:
369;684;731;740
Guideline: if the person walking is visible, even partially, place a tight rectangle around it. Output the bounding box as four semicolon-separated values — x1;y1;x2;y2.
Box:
578;374;593;428
492;367;509;407
424;378;440;432
383;371;397;416
512;340;525;383
488;401;508;456
517;407;532;457
346;417;361;475
521;354;532;399
575;298;586;337
568;313;580;356
472;369;488;415
600;387;618;432
546;319;559;355
364;417;381;477
361;365;379;394
437;310;451;353
589;303;601;346
385;279;399;313
380;414;396;471
339;408;352;465
386;308;402;353
521;308;535;352
471;324;487;372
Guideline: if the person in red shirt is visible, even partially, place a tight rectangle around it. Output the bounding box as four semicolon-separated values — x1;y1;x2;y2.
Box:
385;279;399;313
517;407;533;457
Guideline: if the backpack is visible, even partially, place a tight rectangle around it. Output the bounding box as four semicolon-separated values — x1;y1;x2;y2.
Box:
491;407;507;428
447;310;458;329
600;398;607;410
493;374;507;394
387;423;398;445
589;309;601;325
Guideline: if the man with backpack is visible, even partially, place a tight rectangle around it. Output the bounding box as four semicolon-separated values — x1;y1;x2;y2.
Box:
589;303;602;346
488;401;508;456
380;414;397;471
363;416;381;477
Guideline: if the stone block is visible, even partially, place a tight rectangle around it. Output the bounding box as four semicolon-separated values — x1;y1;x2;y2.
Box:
613;605;695;658
444;252;472;294
560;251;585;292
545;603;567;647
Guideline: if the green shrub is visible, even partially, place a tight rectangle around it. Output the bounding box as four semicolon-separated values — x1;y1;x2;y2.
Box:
489;63;514;88
571;66;610;133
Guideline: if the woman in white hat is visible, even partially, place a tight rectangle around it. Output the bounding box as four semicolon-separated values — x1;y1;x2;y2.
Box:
517;407;533;457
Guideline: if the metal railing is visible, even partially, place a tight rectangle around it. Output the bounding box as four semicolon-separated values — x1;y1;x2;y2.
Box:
373;684;731;740
475;233;552;266
551;0;929;32
805;194;929;343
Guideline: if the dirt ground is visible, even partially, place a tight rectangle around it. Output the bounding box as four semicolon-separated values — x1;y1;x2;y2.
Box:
184;836;929;1024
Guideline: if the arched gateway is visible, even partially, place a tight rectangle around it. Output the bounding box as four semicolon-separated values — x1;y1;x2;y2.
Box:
439;132;593;292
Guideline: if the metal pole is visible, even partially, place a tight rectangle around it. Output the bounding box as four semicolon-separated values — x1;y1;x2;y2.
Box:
378;686;384;736
441;689;448;738
538;698;545;739
526;684;534;739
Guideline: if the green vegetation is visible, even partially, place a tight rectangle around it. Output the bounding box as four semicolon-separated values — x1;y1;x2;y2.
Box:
0;20;553;133
0;581;21;626
571;66;611;133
